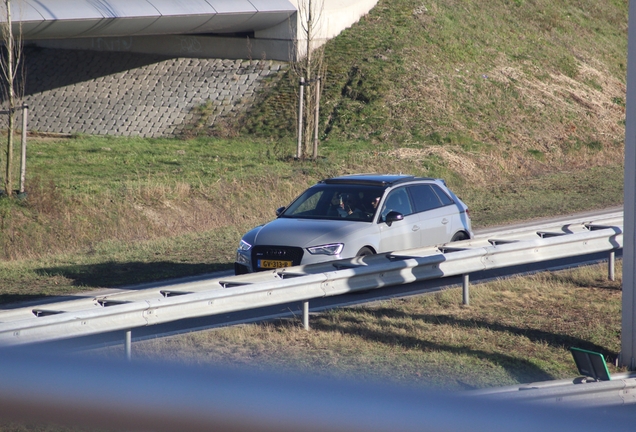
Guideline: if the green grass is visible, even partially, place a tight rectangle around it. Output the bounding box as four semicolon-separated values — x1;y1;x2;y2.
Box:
27;135;293;191
463;164;624;227
237;0;627;147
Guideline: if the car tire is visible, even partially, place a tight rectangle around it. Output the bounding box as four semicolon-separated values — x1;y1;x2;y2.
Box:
234;263;249;275
356;247;375;257
451;232;469;242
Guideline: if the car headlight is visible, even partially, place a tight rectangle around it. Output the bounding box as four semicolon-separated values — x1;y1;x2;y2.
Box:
307;243;344;256
238;239;252;252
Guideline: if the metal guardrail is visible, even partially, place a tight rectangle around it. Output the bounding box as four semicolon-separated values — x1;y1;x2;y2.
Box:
0;213;624;346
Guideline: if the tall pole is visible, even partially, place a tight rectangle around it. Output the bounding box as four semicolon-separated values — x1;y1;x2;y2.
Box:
313;77;320;160
304;0;312;159
297;77;304;159
4;0;15;197
19;104;27;194
621;0;636;370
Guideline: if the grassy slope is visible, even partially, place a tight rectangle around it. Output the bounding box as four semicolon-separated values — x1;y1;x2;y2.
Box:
242;0;626;151
0;0;626;264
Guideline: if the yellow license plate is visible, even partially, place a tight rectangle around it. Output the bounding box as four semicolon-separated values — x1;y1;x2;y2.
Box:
258;259;293;269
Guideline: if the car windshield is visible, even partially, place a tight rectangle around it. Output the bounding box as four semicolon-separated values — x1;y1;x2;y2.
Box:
280;184;386;222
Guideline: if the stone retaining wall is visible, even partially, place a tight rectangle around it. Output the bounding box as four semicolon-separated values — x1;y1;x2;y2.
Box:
6;47;287;138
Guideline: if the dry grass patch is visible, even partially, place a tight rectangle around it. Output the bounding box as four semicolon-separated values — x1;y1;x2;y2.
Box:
389;55;625;185
0;169;313;261
381;147;491;186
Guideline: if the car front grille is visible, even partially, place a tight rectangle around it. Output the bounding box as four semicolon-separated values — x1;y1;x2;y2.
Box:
252;246;304;271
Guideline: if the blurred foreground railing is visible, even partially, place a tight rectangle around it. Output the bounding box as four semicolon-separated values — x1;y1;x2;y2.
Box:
0;348;635;432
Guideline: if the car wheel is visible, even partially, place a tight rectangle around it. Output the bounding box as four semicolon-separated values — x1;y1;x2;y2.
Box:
234;263;249;275
451;232;469;242
356;247;375;257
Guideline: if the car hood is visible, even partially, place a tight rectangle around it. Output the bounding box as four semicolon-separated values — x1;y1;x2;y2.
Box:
252;218;371;248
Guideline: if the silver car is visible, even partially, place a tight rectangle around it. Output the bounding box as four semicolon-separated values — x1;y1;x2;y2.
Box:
235;174;472;274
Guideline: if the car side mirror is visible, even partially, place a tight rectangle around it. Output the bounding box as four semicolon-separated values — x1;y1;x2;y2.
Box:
384;211;404;226
276;206;286;217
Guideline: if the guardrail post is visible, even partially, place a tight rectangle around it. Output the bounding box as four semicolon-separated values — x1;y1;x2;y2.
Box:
125;330;132;361
302;301;310;330
296;77;305;159
609;250;615;281
462;274;470;306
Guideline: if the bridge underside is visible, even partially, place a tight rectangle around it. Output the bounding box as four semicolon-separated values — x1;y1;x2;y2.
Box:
0;1;379;138
3;0;379;61
29;33;295;62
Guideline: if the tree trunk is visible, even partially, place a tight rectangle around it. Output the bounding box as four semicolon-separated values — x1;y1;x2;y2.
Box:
3;0;15;197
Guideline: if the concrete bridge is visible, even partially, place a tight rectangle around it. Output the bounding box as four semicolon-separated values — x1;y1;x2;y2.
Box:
0;0;379;137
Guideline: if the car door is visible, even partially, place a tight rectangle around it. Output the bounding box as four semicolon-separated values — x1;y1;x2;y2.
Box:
377;187;420;252
407;184;454;246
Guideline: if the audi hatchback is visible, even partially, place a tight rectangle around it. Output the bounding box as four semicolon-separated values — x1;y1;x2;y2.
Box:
235;174;472;274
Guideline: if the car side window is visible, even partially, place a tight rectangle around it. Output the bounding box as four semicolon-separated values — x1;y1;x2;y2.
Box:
408;184;444;213
381;188;413;220
431;184;454;206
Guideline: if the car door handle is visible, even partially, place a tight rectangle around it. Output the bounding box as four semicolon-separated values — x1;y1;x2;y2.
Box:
442;218;449;224
412;225;420;231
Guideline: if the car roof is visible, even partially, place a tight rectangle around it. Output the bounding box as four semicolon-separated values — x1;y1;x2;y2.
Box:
321;174;437;187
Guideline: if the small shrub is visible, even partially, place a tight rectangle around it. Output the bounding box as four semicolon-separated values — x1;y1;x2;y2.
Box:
557;55;578;79
527;149;545;161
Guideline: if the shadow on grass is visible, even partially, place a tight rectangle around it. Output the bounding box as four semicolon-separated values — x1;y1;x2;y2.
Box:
547;274;622;291
370;307;615;357
300;307;616;388
35;261;234;289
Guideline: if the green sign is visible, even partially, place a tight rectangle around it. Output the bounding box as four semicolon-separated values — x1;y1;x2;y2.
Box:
570;347;611;381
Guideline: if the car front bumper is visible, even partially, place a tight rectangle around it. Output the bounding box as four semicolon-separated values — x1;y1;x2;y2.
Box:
235;246;344;274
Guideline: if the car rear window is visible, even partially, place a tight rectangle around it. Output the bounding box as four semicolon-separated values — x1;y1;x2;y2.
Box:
408;184;451;213
432;184;454;206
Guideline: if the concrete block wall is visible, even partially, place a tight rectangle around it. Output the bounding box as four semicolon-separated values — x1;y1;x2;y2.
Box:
9;47;287;138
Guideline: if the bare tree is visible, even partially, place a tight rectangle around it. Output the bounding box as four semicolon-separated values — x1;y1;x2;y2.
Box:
292;0;326;160
0;0;23;197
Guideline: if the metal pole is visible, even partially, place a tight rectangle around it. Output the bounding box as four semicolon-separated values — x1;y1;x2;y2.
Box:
621;0;636;370
297;77;304;159
462;274;469;306
313;77;320;160
609;250;615;282
125;330;132;361
19;104;27;194
302;301;310;330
